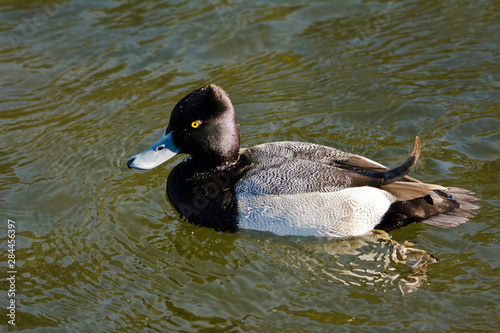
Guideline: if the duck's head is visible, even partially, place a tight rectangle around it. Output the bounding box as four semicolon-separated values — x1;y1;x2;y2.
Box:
127;84;240;170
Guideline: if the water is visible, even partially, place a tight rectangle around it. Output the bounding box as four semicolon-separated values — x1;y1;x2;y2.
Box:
1;0;499;331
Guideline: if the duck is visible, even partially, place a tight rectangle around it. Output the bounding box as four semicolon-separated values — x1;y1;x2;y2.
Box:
127;84;478;238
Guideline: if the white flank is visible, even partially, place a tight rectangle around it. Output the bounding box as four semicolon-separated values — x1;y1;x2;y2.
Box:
237;187;396;237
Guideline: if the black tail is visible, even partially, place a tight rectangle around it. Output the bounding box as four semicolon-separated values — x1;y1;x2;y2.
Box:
376;187;479;231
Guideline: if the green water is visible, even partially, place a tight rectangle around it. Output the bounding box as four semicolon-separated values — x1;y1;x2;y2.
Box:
1;0;499;332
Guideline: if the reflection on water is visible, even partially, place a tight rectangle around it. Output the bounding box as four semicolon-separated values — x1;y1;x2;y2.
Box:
0;0;499;331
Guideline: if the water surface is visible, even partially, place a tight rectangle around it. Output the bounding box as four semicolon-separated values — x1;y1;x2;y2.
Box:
0;0;499;332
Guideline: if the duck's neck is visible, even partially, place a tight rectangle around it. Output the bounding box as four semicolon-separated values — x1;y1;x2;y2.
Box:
189;152;239;171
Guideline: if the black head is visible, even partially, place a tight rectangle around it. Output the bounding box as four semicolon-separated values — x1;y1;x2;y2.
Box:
168;84;240;165
127;85;240;170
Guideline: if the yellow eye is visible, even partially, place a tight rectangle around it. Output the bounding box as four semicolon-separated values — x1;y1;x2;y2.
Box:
191;121;200;128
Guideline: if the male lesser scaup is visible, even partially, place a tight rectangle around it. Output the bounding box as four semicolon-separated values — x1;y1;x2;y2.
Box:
127;84;478;237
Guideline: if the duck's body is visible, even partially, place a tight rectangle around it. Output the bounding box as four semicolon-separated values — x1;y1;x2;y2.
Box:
128;85;477;237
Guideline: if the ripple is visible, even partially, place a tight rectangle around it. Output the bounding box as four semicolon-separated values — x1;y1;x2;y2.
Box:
0;0;499;331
